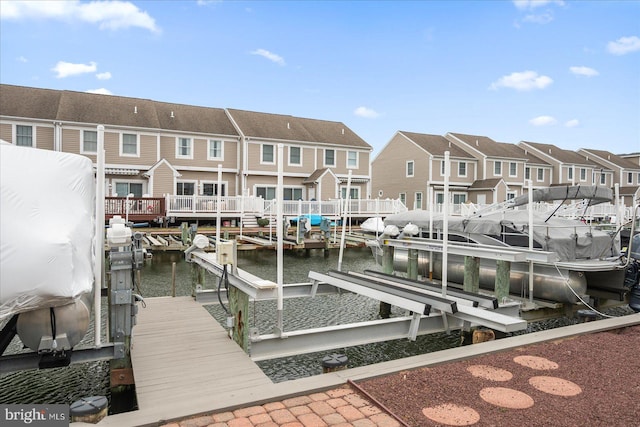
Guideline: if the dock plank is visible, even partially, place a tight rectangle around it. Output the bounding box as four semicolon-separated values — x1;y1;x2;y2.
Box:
130;296;272;412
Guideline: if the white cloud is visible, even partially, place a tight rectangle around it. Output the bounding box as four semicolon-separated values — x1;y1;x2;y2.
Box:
490;71;553;91
52;61;97;78
529;115;557;126
17;56;28;63
513;0;564;10
565;119;580;128
96;71;112;80
522;12;553;24
86;88;113;95
569;66;599;77
0;0;160;33
250;49;285;66
607;36;640;56
197;0;222;5
354;106;380;119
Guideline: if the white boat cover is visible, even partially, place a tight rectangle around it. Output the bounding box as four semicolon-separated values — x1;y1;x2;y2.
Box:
383;209;617;262
511;185;613;207
1;145;95;319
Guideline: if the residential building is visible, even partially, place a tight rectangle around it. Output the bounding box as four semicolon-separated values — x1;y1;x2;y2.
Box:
0;84;372;205
371;131;477;209
579;148;640;206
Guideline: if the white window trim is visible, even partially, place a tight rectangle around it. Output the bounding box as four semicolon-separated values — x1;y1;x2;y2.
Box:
441;160;445;176
628;172;634;184
14;123;36;148
600;173;607;185
112;179;146;197
494;161;501;176
288;146;303;167
283;186;305;200
254;185;277;200
261;144;276;165
176;179;198;195
340;185;361;199
567;167;573;180
347;150;359;169
207;139;224;161
506;191;517;200
414;192;423;209
175;137;193;160
509;162;517;177
452;192;467;204
200;180;228;196
399;192;407;205
81;129;97;154
406;160;414;178
120;133;140;157
579;168;587;182
458;161;467;177
525;167;531;180
537;168;544;182
324;149;336;167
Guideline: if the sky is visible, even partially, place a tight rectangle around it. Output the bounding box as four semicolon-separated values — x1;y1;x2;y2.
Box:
1;0;639;158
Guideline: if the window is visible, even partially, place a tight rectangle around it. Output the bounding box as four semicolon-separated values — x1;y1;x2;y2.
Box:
509;162;517;177
176;182;195;195
441;160;445;176
289;146;301;166
347;151;358;168
406;160;414;177
122;133;138;156
458;162;467;177
435;193;444;205
568;167;573;180
601;173;606;185
284;188;303;200
324;149;335;167
537;168;544;181
453;193;466;204
115;182;143;197
82;130;97;153
415;192;422;209
494;161;501;175
261;144;274;164
506;191;516;200
399;192;406;206
580;168;586;181
628;172;633;184
256;186;276;200
525;167;530;180
16;125;33;147
208;140;223;160
176;137;192;159
202;183;226;196
341;186;359;199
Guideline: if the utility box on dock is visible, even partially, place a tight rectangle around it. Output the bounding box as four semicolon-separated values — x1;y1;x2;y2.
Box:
217;241;234;265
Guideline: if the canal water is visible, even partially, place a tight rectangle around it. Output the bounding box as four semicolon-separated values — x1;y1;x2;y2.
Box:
0;247;633;405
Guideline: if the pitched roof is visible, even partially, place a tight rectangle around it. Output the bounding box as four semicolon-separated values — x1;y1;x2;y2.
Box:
619;186;639;196
446;132;527;160
580;148;640;170
499;142;550;166
469;178;505;190
520;141;599;167
226;109;371;149
0;84;236;137
398;131;473;158
303;168;338;184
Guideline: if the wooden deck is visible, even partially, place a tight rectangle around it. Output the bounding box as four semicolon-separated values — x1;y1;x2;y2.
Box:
113;296;273;424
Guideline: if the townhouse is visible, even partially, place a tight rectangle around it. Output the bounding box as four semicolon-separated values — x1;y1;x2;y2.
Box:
0;84;372;205
578;148;640;206
371;131;478;209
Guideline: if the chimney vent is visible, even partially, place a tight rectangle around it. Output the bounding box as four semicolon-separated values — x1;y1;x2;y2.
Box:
170;111;175;118
134;106;138;114
287;122;290;129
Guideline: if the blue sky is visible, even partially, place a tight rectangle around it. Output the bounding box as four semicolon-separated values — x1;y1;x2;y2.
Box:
1;0;639;157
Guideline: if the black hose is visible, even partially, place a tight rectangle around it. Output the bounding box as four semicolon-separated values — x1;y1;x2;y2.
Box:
218;265;230;315
49;307;57;340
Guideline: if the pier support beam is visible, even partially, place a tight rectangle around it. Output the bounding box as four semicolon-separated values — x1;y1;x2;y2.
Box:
229;286;250;352
191;263;205;297
463;256;480;293
495;260;511;303
379;244;394;318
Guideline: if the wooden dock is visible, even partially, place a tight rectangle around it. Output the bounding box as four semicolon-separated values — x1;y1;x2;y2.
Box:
103;296;273;426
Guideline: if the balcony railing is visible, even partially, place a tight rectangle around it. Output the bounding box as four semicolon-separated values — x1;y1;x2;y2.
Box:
105;197;165;221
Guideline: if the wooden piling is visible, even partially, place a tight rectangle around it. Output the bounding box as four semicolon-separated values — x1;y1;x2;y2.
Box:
171;262;176;297
463;256;480;293
495;260;511;303
229;285;250;352
191;262;205;297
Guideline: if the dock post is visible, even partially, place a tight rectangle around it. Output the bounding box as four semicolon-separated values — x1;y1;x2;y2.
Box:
181;222;190;245
191;262;205;298
495;260;511;303
379;244;394;318
407;249;418;281
463;256;480;293
229;285;250;352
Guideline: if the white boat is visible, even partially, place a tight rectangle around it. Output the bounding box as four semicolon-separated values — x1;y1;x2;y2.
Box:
370;186;638;307
360;217;385;234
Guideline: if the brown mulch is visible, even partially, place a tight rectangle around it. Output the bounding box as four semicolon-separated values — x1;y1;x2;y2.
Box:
357;325;640;427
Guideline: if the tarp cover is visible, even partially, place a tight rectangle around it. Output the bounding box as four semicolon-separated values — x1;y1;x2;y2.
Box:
1;145;95;319
383;209;616;262
511;185;613;207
